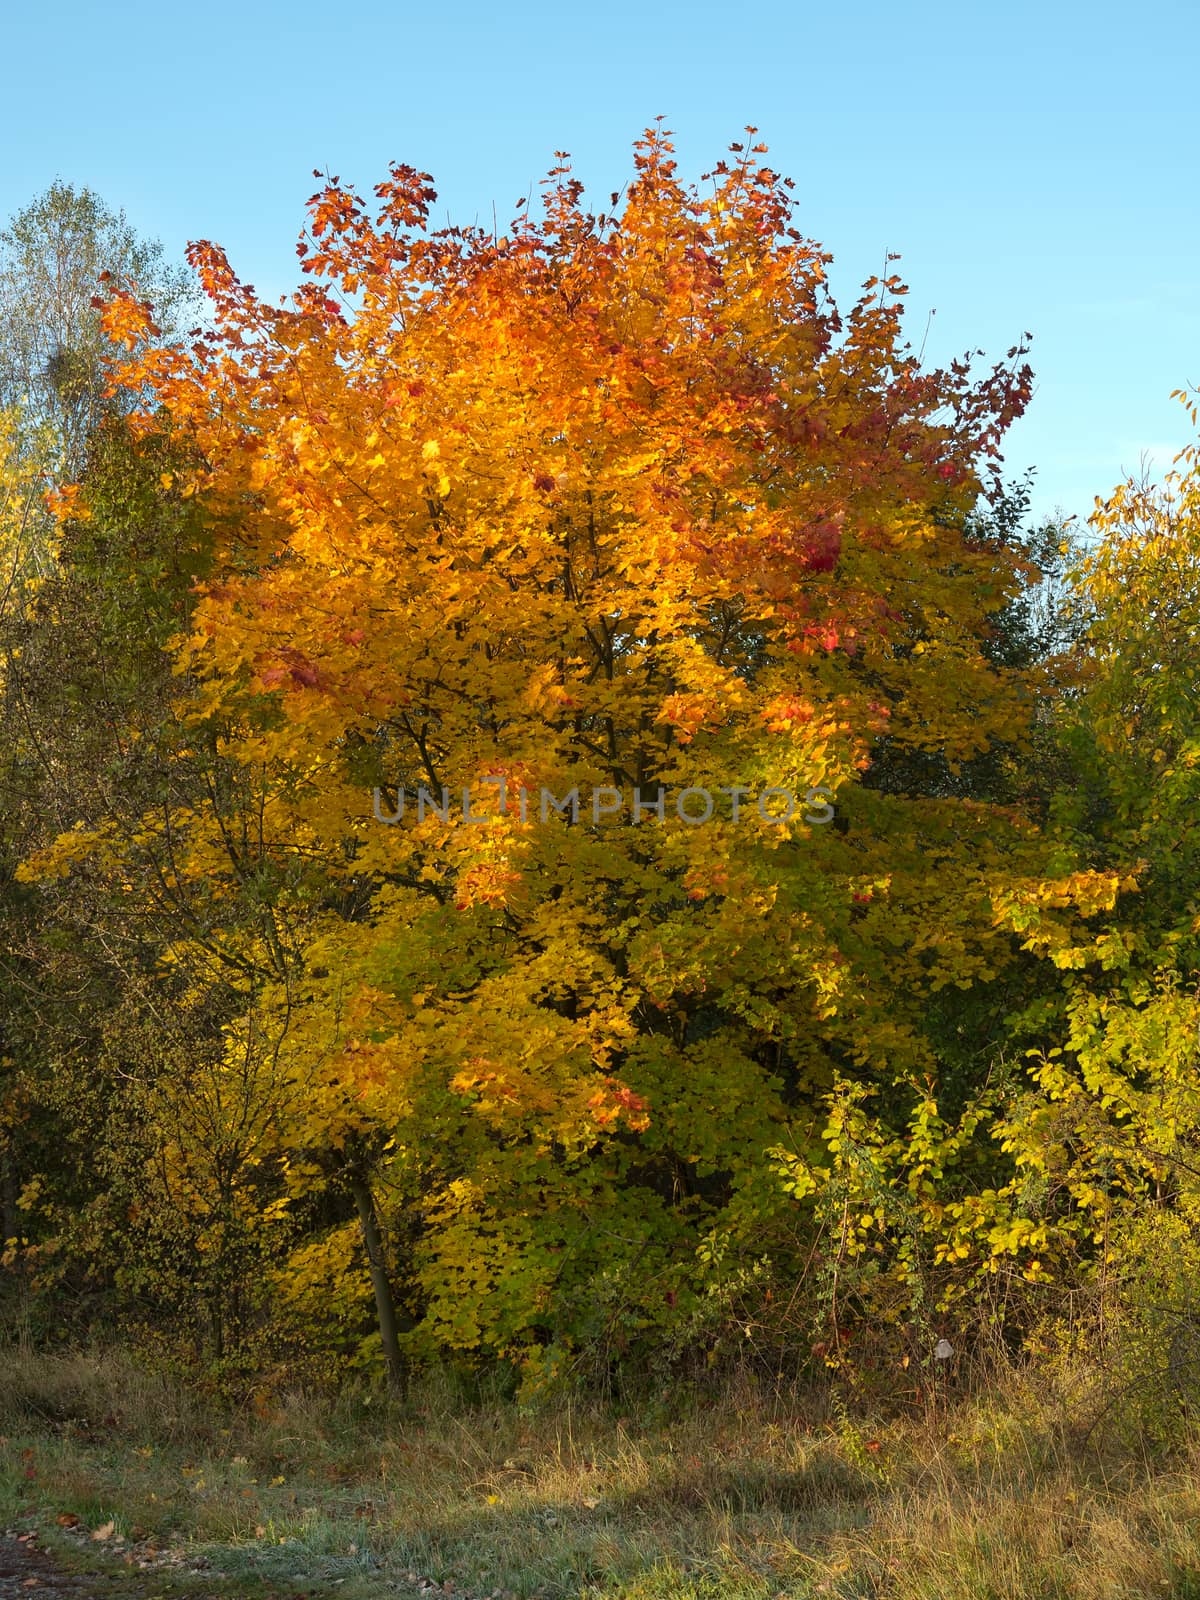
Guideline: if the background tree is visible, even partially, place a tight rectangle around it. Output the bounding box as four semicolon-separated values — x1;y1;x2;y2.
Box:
0;186;219;1347
0;182;193;482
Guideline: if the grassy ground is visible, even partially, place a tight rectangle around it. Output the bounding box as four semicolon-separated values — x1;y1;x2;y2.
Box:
3;1347;1200;1599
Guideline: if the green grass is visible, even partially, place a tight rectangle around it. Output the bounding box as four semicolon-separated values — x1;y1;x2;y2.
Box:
3;1347;1200;1598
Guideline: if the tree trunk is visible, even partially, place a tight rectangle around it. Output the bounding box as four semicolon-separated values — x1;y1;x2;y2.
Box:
350;1171;407;1392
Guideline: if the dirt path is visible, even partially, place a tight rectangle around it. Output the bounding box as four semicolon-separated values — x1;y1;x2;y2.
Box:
0;1535;206;1599
0;1535;100;1596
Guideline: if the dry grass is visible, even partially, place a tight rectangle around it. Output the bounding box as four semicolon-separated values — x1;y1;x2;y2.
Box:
2;1345;1200;1598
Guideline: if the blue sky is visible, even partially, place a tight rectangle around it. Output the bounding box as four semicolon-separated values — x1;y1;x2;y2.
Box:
4;0;1196;526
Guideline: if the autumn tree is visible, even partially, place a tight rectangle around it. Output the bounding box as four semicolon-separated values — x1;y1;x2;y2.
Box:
29;128;1128;1381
